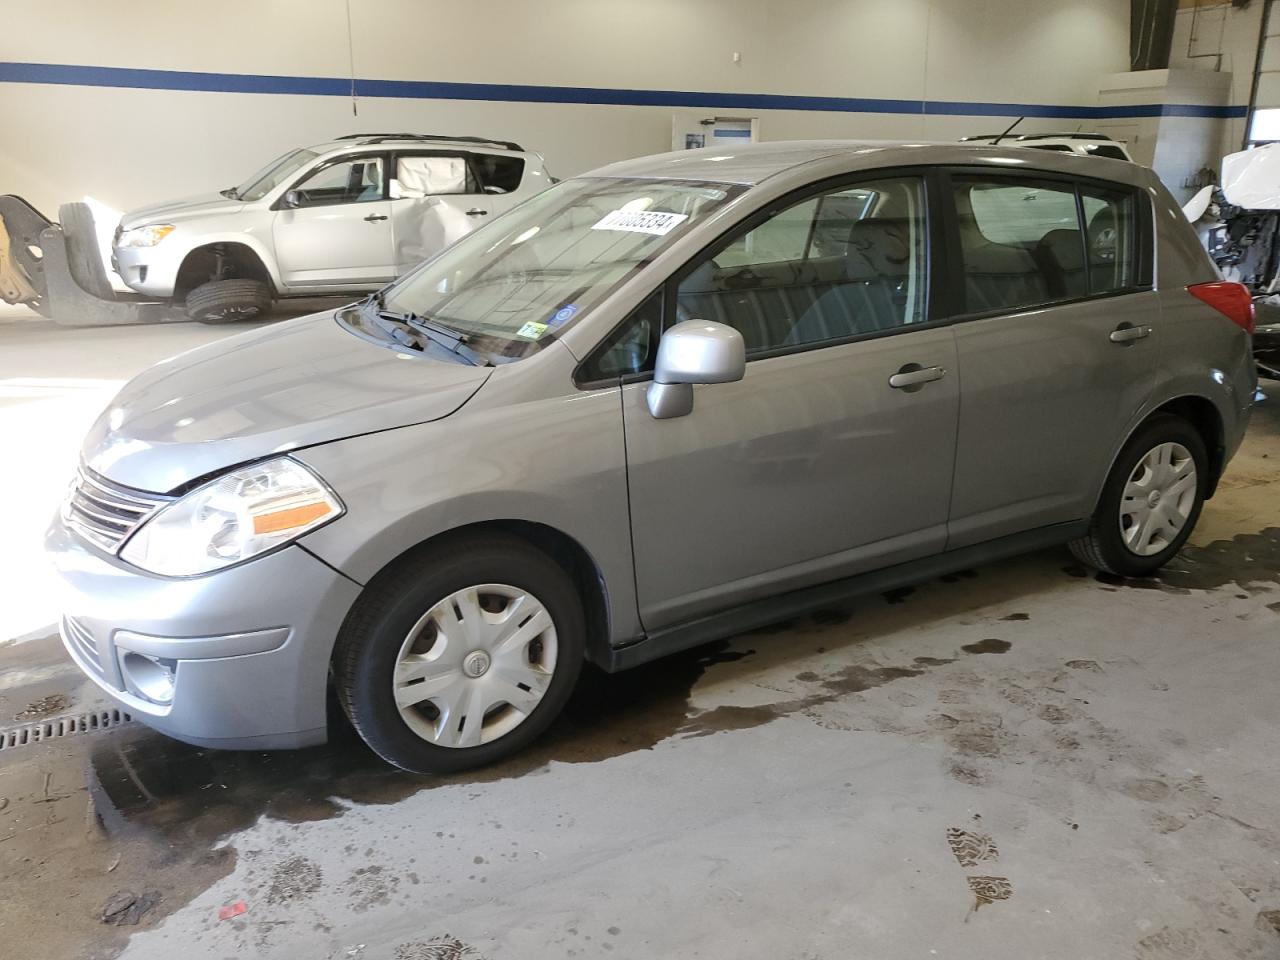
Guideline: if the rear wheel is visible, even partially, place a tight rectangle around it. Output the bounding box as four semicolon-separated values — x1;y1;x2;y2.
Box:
334;534;585;774
1069;415;1207;576
185;278;271;323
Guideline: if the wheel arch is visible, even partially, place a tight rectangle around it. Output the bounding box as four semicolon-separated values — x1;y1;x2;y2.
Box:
339;518;615;669
1098;393;1227;510
174;239;277;300
1149;395;1225;496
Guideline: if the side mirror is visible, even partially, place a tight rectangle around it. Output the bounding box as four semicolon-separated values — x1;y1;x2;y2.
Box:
283;190;301;209
646;320;746;419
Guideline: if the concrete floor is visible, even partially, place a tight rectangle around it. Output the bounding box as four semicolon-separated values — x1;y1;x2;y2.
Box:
3;316;1280;960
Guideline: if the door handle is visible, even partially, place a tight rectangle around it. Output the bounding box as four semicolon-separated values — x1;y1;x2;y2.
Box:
466;208;489;217
363;214;389;222
888;364;946;390
1109;323;1151;344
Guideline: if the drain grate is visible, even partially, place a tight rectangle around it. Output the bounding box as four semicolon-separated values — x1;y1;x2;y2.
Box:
0;708;133;750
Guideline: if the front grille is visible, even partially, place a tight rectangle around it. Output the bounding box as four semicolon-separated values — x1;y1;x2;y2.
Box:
62;615;104;677
63;466;168;554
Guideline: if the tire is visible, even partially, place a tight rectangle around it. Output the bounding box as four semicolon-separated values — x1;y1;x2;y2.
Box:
57;202;114;300
1069;415;1208;577
185;278;271;323
333;533;586;774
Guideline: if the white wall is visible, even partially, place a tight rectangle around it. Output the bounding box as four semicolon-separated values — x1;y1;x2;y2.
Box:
1169;0;1267;157
0;0;1133;216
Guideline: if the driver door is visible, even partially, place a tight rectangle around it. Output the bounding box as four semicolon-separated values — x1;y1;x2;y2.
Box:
272;154;396;288
617;175;961;630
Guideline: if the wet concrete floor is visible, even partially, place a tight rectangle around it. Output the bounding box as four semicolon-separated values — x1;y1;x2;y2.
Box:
3;399;1280;959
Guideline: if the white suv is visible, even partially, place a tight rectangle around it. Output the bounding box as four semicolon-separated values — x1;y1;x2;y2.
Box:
960;132;1134;162
112;134;554;322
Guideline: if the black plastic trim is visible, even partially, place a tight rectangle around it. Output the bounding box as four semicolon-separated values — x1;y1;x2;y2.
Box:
593;521;1088;672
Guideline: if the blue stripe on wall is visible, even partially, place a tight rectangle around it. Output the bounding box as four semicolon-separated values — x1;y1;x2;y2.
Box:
0;61;1249;121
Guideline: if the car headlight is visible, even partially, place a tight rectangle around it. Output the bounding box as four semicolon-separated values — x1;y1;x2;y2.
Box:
120;457;343;576
117;224;175;247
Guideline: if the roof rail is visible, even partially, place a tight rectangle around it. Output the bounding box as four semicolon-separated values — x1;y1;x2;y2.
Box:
961;132;1115;143
336;133;524;151
1014;132;1113;142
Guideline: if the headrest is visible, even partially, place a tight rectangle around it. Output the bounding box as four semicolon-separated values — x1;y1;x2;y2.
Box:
1040;229;1085;270
844;219;912;281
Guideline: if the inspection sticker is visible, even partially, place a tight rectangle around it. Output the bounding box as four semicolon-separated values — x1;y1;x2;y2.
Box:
592;209;689;236
548;304;578;328
516;320;548;340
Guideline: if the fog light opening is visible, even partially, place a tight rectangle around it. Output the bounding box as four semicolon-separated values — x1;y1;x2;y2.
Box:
121;652;176;705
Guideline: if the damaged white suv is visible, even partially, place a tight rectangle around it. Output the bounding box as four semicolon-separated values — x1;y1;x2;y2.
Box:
112;134;554;322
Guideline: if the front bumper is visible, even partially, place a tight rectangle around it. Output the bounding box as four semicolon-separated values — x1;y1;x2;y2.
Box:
46;518;362;749
112;242;180;297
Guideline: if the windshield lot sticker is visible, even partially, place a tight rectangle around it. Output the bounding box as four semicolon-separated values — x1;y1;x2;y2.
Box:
517;321;549;340
548;304;577;328
592;210;689;236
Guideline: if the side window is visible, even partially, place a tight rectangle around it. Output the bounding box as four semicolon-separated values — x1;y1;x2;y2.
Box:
291;157;384;207
714;197;819;268
1081;185;1138;293
393;156;479;197
474;154;526;194
676;177;928;356
578;291;663;383
955;176;1086;312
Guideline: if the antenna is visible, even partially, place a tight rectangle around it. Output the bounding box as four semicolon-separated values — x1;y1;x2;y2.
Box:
992;117;1025;145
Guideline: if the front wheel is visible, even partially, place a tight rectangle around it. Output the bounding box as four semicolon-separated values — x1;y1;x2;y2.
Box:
333;534;585;774
185;278;271;323
1069;415;1208;577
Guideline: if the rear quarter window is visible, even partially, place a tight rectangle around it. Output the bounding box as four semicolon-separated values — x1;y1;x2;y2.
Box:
475;155;526;193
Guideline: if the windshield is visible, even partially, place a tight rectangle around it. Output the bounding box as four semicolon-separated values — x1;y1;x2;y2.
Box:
380;177;742;362
234;148;321;201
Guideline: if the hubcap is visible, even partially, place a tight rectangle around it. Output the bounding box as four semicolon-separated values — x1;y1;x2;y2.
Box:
1119;441;1197;557
463;650;491;678
392;583;558;749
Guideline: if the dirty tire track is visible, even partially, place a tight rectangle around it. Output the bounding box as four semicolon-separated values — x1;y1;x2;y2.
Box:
965;875;1014;917
394;935;483;960
946;827;999;868
265;856;322;905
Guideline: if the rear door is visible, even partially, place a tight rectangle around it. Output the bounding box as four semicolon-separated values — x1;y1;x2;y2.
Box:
390;152;493;274
612;174;961;630
943;170;1159;548
272;153;395;288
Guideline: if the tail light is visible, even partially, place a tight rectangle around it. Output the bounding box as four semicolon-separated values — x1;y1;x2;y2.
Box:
1188;281;1255;334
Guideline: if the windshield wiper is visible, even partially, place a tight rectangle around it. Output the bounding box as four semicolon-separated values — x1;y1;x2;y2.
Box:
362;295;491;367
220;187;240;199
399;312;492;367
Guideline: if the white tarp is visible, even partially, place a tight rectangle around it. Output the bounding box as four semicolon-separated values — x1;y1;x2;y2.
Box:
393;156;468;198
1221;143;1280;210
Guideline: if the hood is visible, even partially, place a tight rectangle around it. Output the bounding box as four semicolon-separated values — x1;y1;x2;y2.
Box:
82;312;492;492
120;193;246;229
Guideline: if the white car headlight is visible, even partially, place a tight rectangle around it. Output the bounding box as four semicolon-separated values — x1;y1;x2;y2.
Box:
120;457;343;577
117;224;175;247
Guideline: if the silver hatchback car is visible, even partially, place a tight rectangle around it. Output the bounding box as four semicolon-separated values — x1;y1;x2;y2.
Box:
49;141;1256;773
